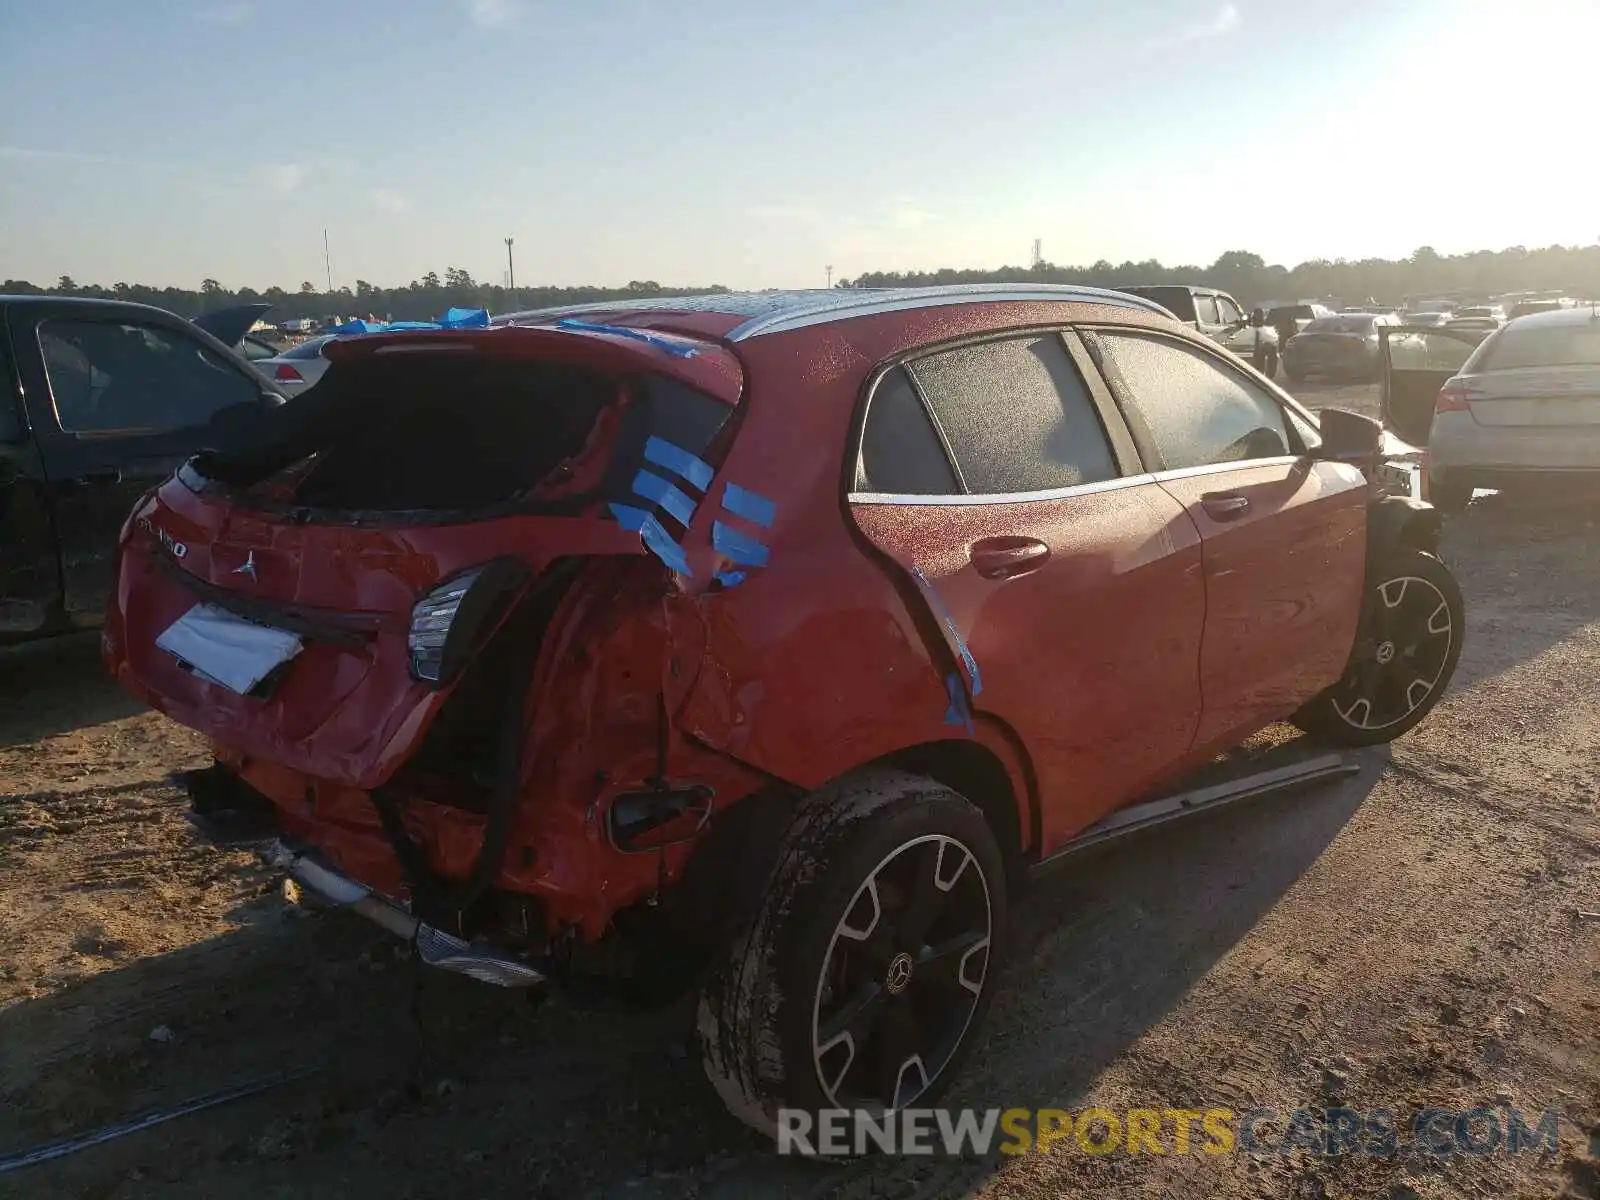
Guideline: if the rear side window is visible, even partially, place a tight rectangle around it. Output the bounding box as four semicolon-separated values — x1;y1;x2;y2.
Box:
1474;324;1600;371
906;334;1118;494
854;367;958;494
1090;330;1291;470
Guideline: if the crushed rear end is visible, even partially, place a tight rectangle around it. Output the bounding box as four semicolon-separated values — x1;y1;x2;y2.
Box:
106;322;772;982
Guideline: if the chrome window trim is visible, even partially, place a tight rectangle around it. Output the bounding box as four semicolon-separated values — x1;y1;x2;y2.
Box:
848;473;1160;507
1147;455;1301;483
847;454;1309;506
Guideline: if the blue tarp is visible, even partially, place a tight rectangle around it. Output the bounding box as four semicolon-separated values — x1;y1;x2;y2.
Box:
329;307;491;336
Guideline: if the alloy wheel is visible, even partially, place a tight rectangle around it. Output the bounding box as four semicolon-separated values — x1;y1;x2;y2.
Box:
810;833;993;1111
1331;574;1454;731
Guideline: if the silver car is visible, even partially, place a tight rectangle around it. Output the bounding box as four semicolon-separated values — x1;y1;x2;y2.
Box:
250;334;335;393
1383;308;1600;511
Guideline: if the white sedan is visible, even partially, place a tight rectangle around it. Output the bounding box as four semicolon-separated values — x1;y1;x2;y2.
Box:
250;335;335;392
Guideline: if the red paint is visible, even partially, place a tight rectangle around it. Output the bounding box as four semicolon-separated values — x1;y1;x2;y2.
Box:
109;297;1371;942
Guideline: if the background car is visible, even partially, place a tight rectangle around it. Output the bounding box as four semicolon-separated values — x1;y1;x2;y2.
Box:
1117;285;1280;376
1508;297;1575;319
249;334;336;391
1266;303;1334;348
1417;306;1600;510
1452;305;1505;326
1402;311;1453;327
1283;312;1399;381
1446;315;1503;332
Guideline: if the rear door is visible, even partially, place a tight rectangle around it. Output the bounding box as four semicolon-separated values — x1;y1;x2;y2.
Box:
848;329;1207;851
1380;325;1492;445
1083;327;1368;755
9;307;269;620
0;322;59;638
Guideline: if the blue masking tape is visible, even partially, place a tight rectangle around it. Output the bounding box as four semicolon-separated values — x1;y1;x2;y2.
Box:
631;469;698;526
714;569;747;588
712;521;770;568
608;502;649;532
609;503;691;575
639;514;692;576
943;672;975;736
643;436;715;492
910;566;983;696
721;483;776;528
556;318;700;359
441;307;490;328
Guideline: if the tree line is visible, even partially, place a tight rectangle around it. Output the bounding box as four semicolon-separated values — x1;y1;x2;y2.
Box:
842;245;1600;307
8;242;1600;322
2;269;731;323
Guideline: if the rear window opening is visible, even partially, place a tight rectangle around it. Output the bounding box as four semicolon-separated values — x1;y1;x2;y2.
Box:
187;351;734;520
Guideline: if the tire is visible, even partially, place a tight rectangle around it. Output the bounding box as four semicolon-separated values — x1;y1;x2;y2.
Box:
697;770;1006;1139
1257;348;1279;379
1285;365;1306;383
1428;473;1472;513
1291;548;1464;747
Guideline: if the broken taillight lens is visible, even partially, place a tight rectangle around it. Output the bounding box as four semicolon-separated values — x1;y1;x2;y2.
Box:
407;559;528;686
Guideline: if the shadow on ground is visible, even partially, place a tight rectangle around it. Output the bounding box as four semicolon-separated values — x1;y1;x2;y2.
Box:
0;634;145;748
0;741;1385;1200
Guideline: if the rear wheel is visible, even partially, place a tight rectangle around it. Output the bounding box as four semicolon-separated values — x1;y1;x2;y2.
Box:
1292;548;1464;746
698;771;1006;1139
1257;347;1279;378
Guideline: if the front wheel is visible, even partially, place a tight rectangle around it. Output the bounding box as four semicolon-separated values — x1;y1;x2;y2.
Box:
698;771;1006;1140
1291;548;1464;746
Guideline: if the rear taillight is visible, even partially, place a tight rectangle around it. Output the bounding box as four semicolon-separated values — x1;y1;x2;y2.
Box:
1436;381;1471;413
273;363;303;382
407;559;528;685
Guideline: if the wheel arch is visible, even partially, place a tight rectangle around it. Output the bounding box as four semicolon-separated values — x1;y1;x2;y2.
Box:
1367;494;1443;568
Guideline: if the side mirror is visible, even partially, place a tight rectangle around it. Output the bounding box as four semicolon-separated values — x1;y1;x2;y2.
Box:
1315;407;1383;465
1249;308;1266;327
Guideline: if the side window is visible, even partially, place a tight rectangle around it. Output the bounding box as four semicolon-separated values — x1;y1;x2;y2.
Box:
854;367;959;495
38;319;261;435
1089;330;1292;470
1193;294;1221;325
906;334;1118;494
1216;295;1244;325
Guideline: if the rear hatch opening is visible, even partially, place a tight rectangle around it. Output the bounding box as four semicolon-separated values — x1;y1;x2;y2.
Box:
110;326;744;800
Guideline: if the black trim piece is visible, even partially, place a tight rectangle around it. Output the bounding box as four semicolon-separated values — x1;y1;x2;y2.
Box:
898;366;968;495
1059;328;1144;477
151;551;380;649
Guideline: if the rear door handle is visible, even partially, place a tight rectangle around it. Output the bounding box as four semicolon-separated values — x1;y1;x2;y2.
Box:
1200;492;1251;521
970;536;1050;580
83;469;124;485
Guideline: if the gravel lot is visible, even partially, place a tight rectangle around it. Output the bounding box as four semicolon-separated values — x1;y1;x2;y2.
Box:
0;381;1595;1199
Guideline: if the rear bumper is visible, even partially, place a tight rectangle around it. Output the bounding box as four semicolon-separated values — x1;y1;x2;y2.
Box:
1430;414;1600;475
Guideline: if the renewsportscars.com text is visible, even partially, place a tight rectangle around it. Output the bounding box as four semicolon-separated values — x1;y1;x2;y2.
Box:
776;1106;1564;1158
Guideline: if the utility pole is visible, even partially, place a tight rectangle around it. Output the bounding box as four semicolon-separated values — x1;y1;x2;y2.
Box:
826;264;833;289
505;237;515;291
323;228;333;294
1031;238;1043;269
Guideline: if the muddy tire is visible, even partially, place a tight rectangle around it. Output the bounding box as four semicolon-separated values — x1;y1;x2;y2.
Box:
1291;548;1464;746
697;770;1006;1140
1257;347;1279;379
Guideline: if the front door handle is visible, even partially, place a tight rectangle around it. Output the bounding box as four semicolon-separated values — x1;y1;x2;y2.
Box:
970;536;1050;580
83;469;124;486
1200;492;1251;521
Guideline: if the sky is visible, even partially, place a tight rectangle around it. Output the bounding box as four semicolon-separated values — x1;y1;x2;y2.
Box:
2;0;1597;292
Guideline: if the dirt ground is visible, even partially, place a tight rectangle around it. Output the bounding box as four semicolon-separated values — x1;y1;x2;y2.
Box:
1;381;1596;1199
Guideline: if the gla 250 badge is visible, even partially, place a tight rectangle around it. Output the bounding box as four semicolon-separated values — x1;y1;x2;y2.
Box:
136;517;187;560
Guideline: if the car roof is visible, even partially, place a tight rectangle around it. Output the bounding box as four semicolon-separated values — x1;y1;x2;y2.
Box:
0;294;195;323
496;284;1173;342
1501;305;1598;328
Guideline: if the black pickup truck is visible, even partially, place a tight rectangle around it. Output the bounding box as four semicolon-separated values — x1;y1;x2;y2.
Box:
1118;284;1280;377
1;296;284;646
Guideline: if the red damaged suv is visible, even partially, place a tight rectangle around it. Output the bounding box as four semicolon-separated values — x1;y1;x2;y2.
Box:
106;285;1463;1135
